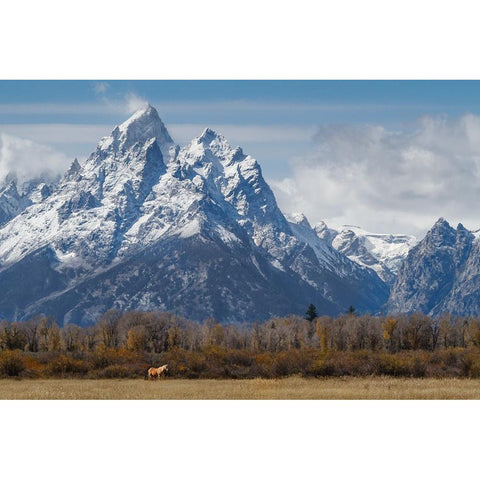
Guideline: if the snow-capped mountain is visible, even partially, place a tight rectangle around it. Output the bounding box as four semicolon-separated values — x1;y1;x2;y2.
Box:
0;174;55;227
388;218;480;316
312;221;416;284
0;105;389;324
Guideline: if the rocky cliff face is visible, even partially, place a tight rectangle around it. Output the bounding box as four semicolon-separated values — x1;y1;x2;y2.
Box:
387;218;480;316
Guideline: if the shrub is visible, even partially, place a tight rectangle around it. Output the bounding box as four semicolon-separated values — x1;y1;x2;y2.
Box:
273;349;315;376
91;346;124;369
226;349;254;367
412;354;428;377
308;357;336;377
375;353;413;377
160;348;208;378
45;354;90;377
251;353;275;378
95;365;133;379
0;350;26;377
22;355;45;377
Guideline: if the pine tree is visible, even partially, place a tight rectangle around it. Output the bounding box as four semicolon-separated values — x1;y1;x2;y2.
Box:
305;304;318;322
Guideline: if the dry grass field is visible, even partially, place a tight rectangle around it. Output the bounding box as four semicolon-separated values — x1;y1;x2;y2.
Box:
1;376;480;399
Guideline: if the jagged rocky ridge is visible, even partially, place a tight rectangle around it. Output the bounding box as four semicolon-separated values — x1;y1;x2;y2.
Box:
314;222;416;285
388;218;480;317
0;106;389;325
0;174;55;227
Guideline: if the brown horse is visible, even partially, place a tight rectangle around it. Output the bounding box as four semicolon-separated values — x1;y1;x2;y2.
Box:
147;364;168;380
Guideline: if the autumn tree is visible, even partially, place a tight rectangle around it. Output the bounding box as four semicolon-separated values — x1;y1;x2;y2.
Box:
0;321;27;351
467;317;480;347
24;317;41;352
438;314;452;349
98;310;121;349
38;316;59;352
47;323;62;351
382;317;398;353
62;324;83;352
126;325;148;351
83;325;98;351
404;314;431;350
316;316;332;353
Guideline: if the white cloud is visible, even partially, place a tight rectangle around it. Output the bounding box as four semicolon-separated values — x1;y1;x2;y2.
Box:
271;114;480;237
0;133;69;186
124;93;148;113
0;124;112;145
92;81;110;95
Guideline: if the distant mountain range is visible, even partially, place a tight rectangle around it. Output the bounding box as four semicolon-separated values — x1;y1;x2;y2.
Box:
0;105;478;324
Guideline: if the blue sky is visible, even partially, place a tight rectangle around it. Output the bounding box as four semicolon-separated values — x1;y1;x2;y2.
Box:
2;80;480;236
3;80;480;110
2;80;480;178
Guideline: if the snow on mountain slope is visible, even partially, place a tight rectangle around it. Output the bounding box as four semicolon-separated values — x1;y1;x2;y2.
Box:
174;128;297;262
287;213;358;275
0;106;172;269
0;180;27;226
0;175;55;227
0;106;389;324
286;213;389;308
312;221;416;284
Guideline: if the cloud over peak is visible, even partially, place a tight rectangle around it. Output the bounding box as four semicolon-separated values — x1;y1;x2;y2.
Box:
0;133;68;188
272;114;480;237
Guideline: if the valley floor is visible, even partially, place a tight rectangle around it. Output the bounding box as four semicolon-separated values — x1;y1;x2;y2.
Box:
1;376;480;399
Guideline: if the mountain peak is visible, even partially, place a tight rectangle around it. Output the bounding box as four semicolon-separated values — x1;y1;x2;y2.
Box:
430;217;455;234
286;212;311;229
314;221;338;244
98;104;174;155
0;178;19;196
189;128;241;165
315;220;329;231
119;104;173;145
426;217;456;247
197;127;225;144
119;104;156;128
64;158;81;181
433;217;449;227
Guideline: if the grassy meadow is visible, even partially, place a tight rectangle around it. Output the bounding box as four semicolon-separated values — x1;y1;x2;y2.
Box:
2;376;480;399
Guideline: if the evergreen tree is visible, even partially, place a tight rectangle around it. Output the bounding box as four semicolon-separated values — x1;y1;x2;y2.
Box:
347;305;356;315
305;303;318;322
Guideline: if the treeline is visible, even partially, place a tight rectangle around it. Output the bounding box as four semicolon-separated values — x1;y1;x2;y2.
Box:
2;310;480;379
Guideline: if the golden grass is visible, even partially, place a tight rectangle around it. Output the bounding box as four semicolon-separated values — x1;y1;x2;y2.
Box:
1;376;480;399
